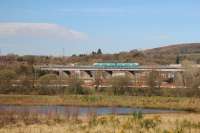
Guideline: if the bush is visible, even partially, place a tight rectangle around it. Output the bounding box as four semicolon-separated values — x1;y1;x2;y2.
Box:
140;118;160;130
0;69;17;92
132;111;143;120
38;74;59;86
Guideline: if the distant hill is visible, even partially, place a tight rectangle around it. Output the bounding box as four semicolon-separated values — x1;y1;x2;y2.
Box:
142;43;200;64
65;43;200;65
145;43;200;55
1;43;200;66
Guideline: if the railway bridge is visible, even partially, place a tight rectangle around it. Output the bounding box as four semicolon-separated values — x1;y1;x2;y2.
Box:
35;64;186;87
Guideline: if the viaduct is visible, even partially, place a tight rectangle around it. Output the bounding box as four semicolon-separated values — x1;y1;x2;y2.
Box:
35;64;188;87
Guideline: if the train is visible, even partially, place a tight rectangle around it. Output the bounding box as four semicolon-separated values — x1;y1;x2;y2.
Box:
93;62;139;68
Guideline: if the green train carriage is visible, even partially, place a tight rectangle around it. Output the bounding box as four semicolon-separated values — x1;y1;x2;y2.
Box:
93;63;139;68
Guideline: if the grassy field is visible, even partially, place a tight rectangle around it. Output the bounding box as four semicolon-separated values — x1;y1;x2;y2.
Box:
0;112;200;133
0;94;200;112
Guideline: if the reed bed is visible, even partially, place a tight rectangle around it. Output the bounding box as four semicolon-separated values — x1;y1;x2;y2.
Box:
0;110;200;133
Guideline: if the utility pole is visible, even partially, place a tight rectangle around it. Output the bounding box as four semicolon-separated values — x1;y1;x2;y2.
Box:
62;48;65;58
62;48;65;65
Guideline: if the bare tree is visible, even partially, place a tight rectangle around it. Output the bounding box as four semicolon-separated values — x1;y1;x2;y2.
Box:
94;70;103;91
67;74;84;94
146;70;162;95
182;60;200;89
147;70;157;89
178;60;200;97
110;76;131;95
175;72;184;87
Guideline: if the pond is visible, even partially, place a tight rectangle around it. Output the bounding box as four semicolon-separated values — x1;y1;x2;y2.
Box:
0;105;177;116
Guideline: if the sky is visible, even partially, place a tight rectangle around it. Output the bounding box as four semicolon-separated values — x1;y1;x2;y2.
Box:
0;0;200;56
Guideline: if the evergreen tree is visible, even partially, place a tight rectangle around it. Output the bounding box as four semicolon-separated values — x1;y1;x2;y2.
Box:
97;48;102;55
176;55;180;64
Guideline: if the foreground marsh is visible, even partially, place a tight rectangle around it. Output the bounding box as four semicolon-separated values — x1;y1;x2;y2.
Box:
0;95;200;132
0;112;200;133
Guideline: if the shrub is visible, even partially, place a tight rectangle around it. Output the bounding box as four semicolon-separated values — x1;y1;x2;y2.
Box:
140;119;159;130
132;111;143;120
0;69;17;93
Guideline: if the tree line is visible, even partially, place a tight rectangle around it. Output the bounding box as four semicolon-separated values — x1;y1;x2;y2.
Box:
0;60;199;97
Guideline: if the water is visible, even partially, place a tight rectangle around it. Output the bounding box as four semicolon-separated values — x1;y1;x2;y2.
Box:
0;105;177;116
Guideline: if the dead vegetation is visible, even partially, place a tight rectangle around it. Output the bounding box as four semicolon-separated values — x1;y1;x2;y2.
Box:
0;110;200;133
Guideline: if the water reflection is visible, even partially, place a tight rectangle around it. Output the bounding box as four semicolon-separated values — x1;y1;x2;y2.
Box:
0;105;176;116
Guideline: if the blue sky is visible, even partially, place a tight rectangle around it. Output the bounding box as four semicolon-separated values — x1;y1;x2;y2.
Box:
0;0;200;56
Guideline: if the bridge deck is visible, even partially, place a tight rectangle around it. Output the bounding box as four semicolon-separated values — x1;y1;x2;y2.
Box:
36;65;184;72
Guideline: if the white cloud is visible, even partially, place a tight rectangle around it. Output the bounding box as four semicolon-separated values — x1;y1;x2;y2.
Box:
0;23;88;41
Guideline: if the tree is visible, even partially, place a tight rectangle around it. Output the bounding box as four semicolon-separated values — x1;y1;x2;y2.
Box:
0;69;16;91
38;74;59;95
110;76;131;95
23;56;36;88
97;49;102;55
94;71;103;91
91;51;97;55
174;72;184;87
16;64;33;76
146;70;162;95
147;71;157;89
38;74;59;87
176;55;180;64
67;74;84;94
182;60;200;90
0;69;16;80
24;55;35;65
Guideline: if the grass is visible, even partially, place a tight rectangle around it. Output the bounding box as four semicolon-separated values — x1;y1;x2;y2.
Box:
0;111;200;133
0;94;200;112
